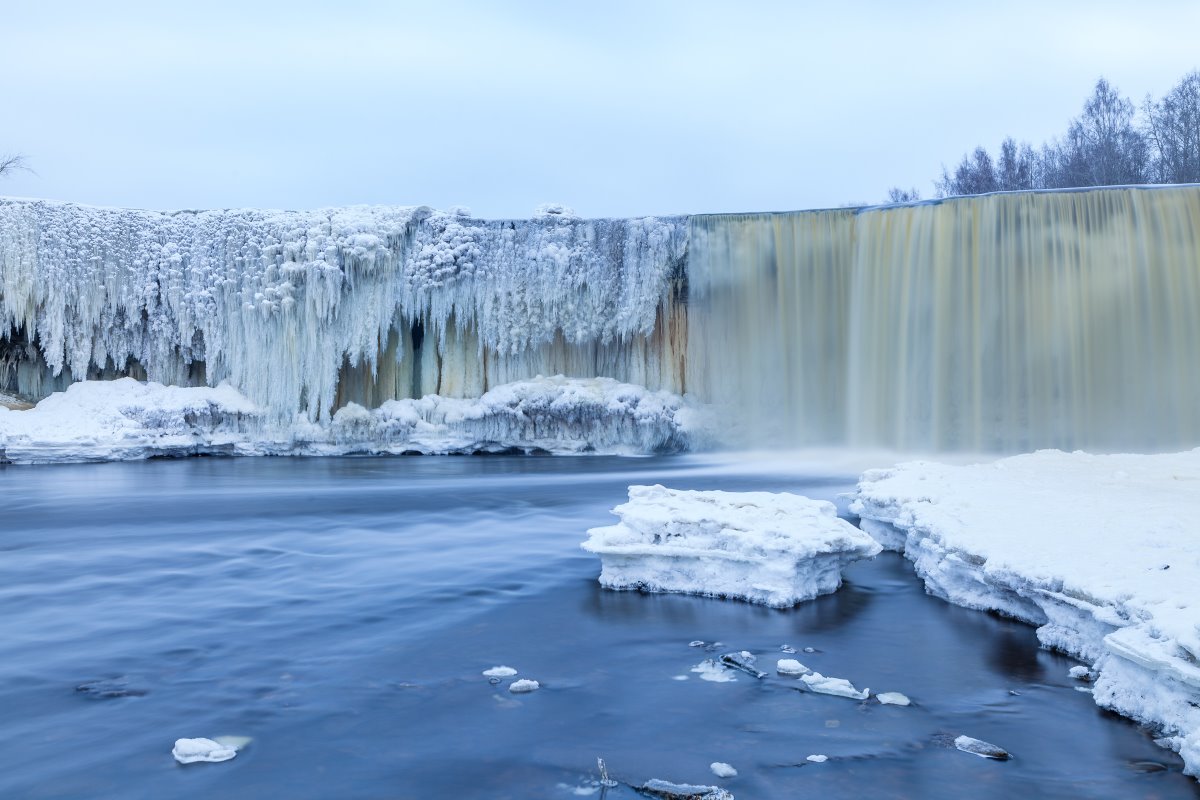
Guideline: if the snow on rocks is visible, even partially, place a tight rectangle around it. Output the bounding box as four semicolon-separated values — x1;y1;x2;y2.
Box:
581;485;882;607
639;779;734;800
776;659;809;676
172;738;238;764
508;679;540;694
0;376;699;464
852;449;1200;778
483;666;518;678
800;672;870;700
875;692;911;706
953;735;1011;760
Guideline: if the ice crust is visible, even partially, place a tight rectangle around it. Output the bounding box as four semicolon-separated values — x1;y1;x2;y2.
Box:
852;449;1200;778
582;485;881;607
172;738;237;764
0;198;686;421
0;375;699;464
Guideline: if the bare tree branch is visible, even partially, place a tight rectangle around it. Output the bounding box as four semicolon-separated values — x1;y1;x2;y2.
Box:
0;154;31;179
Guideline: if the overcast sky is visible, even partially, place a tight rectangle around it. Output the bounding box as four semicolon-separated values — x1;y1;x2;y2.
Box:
3;0;1198;218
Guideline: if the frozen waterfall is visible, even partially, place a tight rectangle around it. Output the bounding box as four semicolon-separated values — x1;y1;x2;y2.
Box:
3;186;1199;453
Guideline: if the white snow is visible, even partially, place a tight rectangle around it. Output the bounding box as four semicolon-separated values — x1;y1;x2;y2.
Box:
0;197;687;421
852;449;1200;777
800;672;870;700
805;754;828;763
876;692;911;706
0;375;699;464
172;738;237;764
953;735;1011;760
1068;666;1091;680
709;762;737;778
483;666;518;678
508;679;540;693
691;660;737;683
776;659;809;676
581;485;882;607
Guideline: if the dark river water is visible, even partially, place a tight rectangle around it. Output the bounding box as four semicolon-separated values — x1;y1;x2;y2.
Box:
0;455;1195;799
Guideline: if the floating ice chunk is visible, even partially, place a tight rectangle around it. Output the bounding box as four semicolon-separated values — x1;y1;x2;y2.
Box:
689;641;706;647
672;675;690;681
1068;666;1092;680
582;486;882;607
508;679;540;693
800;672;869;700
776;659;809;676
483;666;518;678
709;762;737;778
806;754;828;763
172;738;238;764
719;652;766;679
691;660;737;683
954;735;1011;760
803;647;816;654
640;779;734;800
780;644;796;654
876;692;911;706
1074;686;1093;693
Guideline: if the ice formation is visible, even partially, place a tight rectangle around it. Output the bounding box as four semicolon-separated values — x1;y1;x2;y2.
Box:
507;679;540;694
953;736;1011;761
805;755;828;763
852;449;1200;777
0;198;687;423
875;692;911;706
639;779;734;800
0;375;698;464
582;485;881;607
482;666;518;678
800;672;870;700
708;762;737;778
171;738;237;764
776;659;809;676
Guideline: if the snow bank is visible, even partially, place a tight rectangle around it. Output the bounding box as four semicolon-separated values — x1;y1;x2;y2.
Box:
852;449;1200;777
0;376;700;464
582;485;881;607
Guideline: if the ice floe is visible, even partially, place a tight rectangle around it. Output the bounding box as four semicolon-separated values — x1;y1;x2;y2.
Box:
875;692;911;706
852;449;1200;777
805;754;828;763
719;651;766;679
0;375;700;464
709;762;737;778
640;779;734;800
582;485;881;607
691;660;737;683
800;672;869;700
483;666;518;678
172;737;238;764
953;735;1011;760
776;659;809;676
508;679;540;694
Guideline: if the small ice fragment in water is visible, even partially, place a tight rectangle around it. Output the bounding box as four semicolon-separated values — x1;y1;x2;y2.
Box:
806;754;828;763
954;735;1011;760
720;652;766;679
172;738;238;764
1068;665;1092;681
640;779;734;799
508;679;540;693
776;659;809;676
710;762;737;778
801;672;869;700
780;644;797;654
1074;686;1093;693
876;692;911;706
483;666;518;678
672;675;690;681
692;660;737;682
803;647;816;653
689;641;706;647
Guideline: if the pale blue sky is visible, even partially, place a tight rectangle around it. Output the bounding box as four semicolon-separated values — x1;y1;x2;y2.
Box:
3;0;1198;217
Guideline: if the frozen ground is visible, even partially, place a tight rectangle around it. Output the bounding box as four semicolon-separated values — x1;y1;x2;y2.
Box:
852;449;1200;778
583;485;881;606
0;375;700;464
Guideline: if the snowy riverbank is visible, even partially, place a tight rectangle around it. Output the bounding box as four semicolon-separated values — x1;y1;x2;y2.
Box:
851;449;1200;778
0;376;702;464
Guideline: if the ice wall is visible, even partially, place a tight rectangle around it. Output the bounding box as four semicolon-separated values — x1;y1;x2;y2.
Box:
0;200;687;421
689;186;1200;451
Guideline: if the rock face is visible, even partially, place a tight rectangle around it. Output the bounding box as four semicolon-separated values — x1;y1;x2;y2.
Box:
852;449;1200;779
582;485;881;607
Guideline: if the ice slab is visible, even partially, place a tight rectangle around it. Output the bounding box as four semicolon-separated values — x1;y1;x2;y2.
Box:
582;485;881;607
876;692;911;706
709;762;737;778
508;679;540;694
640;779;734;800
954;736;1011;760
172;738;237;764
483;666;518;678
0;376;699;464
853;449;1200;778
800;672;869;700
776;659;809;676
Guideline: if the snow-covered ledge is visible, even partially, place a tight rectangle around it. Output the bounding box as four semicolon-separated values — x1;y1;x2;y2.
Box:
0;376;704;464
584;485;881;607
851;450;1200;779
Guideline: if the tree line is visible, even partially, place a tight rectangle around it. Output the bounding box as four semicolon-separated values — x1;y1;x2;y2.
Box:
888;69;1200;202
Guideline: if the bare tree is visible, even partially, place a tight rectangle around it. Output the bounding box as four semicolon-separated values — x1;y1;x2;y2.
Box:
0;154;29;179
886;186;921;203
1143;71;1200;184
1044;78;1147;187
